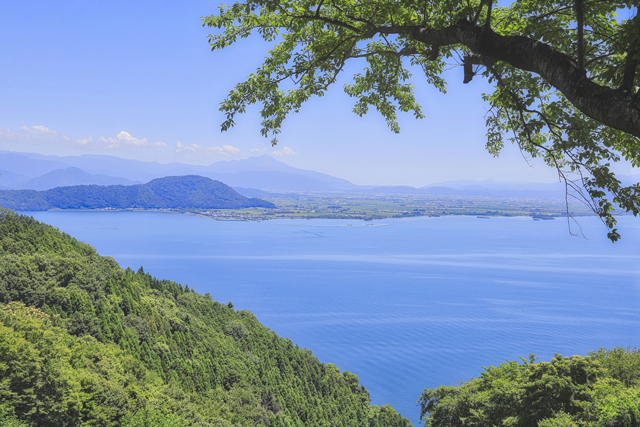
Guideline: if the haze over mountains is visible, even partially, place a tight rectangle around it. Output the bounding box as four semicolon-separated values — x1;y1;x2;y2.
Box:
352;181;568;199
0;151;354;193
2;150;638;199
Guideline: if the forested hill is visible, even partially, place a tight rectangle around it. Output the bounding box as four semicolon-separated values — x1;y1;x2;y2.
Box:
0;175;276;211
0;208;410;426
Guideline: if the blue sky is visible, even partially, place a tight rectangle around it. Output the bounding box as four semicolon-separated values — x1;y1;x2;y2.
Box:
1;1;636;186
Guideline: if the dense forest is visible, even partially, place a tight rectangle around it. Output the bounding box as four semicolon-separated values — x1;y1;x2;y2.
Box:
0;208;409;426
2;208;639;426
0;175;275;211
419;349;640;425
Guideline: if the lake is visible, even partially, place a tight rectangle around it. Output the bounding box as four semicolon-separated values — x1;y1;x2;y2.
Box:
26;211;640;425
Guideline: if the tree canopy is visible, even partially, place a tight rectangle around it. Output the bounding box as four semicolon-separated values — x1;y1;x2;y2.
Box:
418;350;640;426
202;0;640;241
0;209;411;426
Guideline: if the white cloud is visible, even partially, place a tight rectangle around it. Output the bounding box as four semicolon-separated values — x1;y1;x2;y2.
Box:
176;141;241;156
99;131;149;148
251;148;268;155
176;140;201;153
207;144;240;156
75;136;93;146
95;131;166;150
0;127;27;141
20;125;59;136
3;125;168;152
272;146;297;156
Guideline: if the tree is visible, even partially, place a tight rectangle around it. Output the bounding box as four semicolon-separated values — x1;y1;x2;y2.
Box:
418;353;640;426
203;0;640;241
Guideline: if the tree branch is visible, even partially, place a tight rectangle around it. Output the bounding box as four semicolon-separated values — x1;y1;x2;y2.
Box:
530;6;573;22
353;18;640;137
575;0;584;70
484;0;492;28
463;52;497;82
379;19;640;139
347;45;429;59
269;2;363;34
266;10;640;139
621;12;640;93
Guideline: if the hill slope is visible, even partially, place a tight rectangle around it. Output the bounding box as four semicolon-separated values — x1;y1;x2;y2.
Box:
0;175;275;211
0;209;411;426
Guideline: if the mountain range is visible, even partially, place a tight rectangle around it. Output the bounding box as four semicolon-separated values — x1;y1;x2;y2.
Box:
1;150;638;199
0;175;275;211
350;181;568;199
0;151;355;192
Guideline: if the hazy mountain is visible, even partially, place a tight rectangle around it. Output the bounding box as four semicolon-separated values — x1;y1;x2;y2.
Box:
420;180;566;198
198;171;350;192
349;175;637;199
422;179;565;191
0;152;70;178
421;186;565;199
0;170;30;190
202;156;356;190
348;185;425;195
0;151;184;182
0;151;356;192
20;167;139;191
2;150;637;196
350;181;567;199
154;156;356;191
0;175;275;211
232;187;275;198
421;176;638;199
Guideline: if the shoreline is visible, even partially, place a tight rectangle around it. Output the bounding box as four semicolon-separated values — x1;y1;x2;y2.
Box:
14;207;603;222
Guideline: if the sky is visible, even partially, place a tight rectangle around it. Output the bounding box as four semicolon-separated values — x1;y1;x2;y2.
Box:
1;1;637;186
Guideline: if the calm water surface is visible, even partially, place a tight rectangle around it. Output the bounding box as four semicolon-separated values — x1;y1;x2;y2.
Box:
27;212;640;425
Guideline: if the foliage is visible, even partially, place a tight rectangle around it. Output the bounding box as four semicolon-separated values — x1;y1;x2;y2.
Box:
0;209;410;426
0;175;275;211
202;0;640;241
589;346;640;388
418;352;640;426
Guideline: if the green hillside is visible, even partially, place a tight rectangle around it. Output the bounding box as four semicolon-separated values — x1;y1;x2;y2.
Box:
0;209;410;427
0;175;275;211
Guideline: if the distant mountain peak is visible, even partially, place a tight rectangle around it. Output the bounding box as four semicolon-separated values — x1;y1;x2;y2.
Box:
206;155;299;173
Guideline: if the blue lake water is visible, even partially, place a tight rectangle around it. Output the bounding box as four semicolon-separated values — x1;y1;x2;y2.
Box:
26;212;640;425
